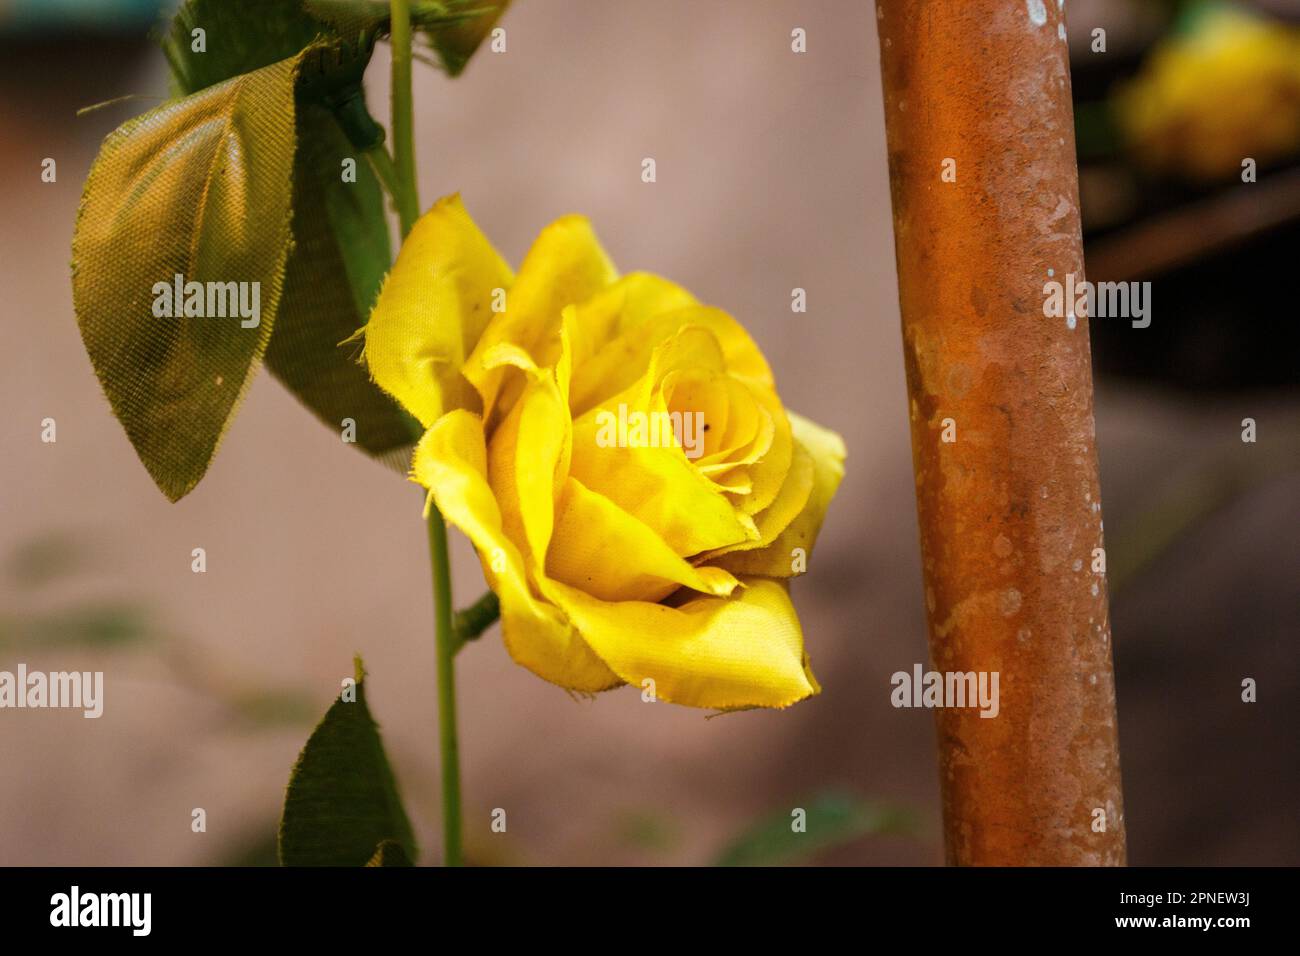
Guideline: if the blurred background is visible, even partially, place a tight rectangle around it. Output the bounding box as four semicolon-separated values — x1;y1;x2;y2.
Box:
0;0;1296;866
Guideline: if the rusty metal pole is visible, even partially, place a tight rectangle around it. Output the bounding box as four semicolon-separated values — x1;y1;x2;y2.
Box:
876;1;1126;865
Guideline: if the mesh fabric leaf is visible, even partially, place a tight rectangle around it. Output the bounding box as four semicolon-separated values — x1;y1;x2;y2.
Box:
71;54;304;501
167;0;416;461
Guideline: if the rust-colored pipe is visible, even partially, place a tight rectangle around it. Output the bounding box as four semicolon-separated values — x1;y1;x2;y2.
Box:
876;0;1126;865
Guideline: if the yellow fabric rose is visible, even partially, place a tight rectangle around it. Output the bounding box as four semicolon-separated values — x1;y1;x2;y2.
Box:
363;195;845;709
1116;6;1300;181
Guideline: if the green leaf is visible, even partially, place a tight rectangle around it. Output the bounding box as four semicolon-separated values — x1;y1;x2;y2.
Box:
365;839;414;867
279;658;416;867
71;53;304;500
162;0;330;96
306;0;510;75
166;0;414;460
713;792;918;867
264;104;418;459
166;0;383;149
424;0;510;76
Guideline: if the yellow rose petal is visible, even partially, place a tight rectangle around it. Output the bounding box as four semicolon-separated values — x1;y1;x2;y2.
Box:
692;380;775;471
714;411;846;577
465;214;617;420
570;305;773;416
659;368;731;457
696;468;754;496
547;477;739;603
412;410;619;692
567;327;756;555
364;194;513;426
728;384;793;515
542;576;819;709
567;272;697;373
486;358;570;570
570;382;758;557
697;436;814;566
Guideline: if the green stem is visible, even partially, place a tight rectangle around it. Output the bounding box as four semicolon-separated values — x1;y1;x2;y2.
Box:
389;0;420;235
426;500;462;867
389;0;462;868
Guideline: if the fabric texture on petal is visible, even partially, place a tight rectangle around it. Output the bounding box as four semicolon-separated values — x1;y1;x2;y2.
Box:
696;437;815;567
465;214;617;422
714;411;846;577
412;410;618;692
569;305;773;417
547;476;739;603
566;272;697;374
541;575;818;709
364;194;513;425
484;350;570;570
378;197;846;711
